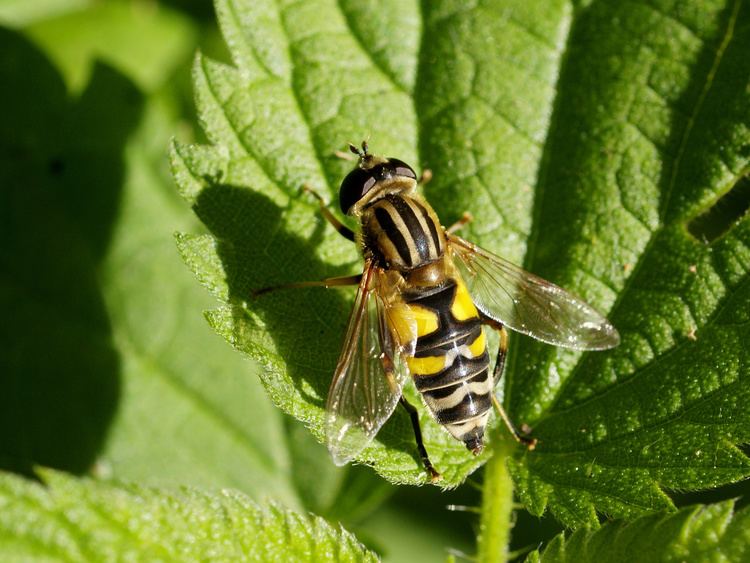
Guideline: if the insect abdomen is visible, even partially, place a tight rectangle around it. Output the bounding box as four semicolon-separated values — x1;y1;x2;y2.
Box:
401;277;493;451
363;194;445;271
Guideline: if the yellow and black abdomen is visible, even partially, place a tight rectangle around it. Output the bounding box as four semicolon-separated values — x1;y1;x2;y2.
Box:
401;277;493;453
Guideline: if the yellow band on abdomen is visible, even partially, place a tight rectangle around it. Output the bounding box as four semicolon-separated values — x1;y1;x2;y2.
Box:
466;330;486;358
410;303;439;337
406;355;446;375
387;302;439;348
451;279;479;321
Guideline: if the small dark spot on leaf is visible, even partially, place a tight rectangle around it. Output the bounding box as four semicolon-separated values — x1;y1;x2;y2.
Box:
48;158;65;176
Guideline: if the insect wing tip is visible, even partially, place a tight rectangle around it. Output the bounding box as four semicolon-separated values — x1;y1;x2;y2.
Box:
603;327;621;349
329;451;351;467
585;324;621;351
590;318;621;350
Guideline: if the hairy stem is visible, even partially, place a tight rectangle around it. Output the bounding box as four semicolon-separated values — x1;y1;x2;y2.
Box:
477;440;514;563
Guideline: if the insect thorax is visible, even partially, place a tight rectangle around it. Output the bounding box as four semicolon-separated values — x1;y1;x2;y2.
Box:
361;193;446;271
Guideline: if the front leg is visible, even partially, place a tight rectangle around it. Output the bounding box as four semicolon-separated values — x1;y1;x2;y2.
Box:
302;185;356;242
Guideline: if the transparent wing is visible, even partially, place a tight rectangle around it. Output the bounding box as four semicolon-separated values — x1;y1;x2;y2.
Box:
325;261;412;466
448;234;620;350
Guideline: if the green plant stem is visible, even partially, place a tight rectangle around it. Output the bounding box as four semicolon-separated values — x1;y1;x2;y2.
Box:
476;440;514;563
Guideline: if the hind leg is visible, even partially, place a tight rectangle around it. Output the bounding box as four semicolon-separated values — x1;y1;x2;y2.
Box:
482;317;537;449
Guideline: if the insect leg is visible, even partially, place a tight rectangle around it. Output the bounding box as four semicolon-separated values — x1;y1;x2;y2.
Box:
418;168;432;186
377;310;442;483
446;212;473;234
253;274;362;297
399;395;442;483
302;185;355;242
481;316;537;450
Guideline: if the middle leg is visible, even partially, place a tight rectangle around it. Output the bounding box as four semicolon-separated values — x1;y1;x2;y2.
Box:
379;320;442;483
399;395;442;482
253;274;361;297
446;212;474;235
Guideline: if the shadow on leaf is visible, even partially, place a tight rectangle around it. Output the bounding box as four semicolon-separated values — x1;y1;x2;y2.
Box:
0;27;143;475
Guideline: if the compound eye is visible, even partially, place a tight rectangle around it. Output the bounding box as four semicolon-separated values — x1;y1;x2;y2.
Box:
386;158;417;180
339;167;377;214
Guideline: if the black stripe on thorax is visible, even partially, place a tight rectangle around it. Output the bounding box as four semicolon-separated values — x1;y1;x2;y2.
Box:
373;206;412;267
411;198;443;255
383;194;432;262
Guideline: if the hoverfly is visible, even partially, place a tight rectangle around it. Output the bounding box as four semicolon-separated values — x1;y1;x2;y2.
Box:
257;142;619;481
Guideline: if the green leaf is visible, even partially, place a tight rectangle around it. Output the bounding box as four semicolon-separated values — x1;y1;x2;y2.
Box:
527;501;750;562
507;0;750;527
171;0;563;488
173;0;750;513
0;470;376;561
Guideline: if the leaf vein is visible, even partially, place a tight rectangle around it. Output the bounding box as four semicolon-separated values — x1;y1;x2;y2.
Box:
335;0;411;94
278;4;345;193
224;0;277;77
198;57;286;194
659;0;741;218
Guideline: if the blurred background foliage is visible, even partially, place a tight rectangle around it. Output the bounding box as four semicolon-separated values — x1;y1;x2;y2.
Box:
1;1;748;561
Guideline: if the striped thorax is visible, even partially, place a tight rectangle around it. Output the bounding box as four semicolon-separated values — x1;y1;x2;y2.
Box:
362;193;445;271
